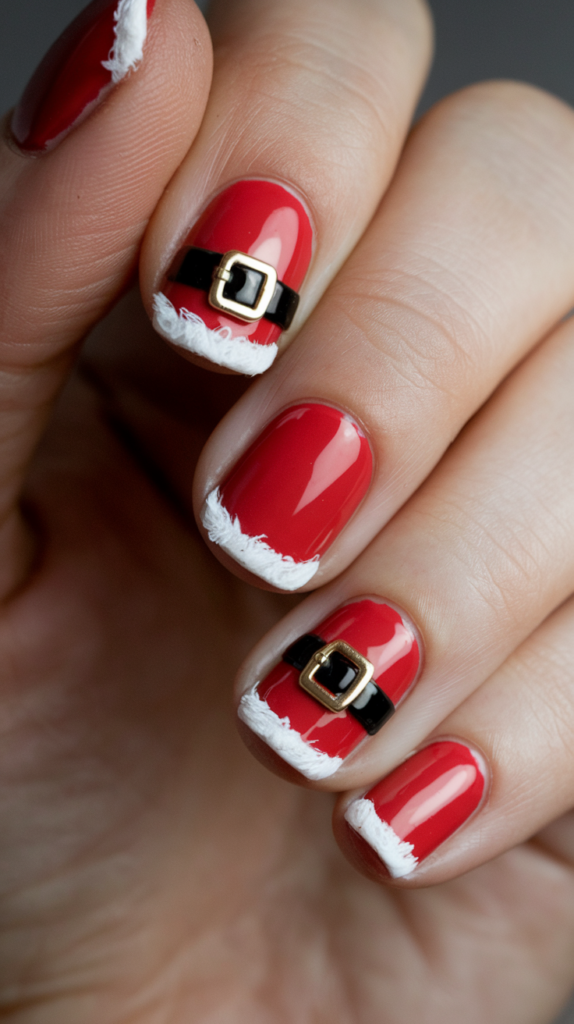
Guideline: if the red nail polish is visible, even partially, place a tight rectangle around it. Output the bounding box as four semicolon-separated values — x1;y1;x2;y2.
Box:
11;0;155;153
201;403;372;590
345;740;486;877
238;599;421;779
153;179;313;374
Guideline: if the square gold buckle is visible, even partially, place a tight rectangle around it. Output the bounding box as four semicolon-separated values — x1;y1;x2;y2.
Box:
299;639;374;713
208;250;278;323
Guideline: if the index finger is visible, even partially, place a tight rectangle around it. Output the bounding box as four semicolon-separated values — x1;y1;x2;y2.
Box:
141;0;433;374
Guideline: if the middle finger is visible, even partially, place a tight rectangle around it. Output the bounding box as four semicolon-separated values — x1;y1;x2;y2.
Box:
194;81;574;590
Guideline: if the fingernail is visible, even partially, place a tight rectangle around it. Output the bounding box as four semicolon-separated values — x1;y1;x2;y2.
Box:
345;740;487;878
152;179;313;375
11;0;155;153
238;598;421;779
201;403;372;590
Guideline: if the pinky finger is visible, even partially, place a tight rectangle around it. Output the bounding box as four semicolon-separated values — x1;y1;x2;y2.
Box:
334;595;574;886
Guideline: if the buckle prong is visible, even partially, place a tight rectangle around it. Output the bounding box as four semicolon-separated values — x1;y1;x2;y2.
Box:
208;250;278;323
299;640;374;713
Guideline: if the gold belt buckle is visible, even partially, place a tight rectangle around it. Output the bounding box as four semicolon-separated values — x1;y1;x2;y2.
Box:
208;250;278;323
299;639;374;713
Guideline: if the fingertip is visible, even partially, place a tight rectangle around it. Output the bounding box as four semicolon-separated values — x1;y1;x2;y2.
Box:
236;713;319;790
332;796;398;886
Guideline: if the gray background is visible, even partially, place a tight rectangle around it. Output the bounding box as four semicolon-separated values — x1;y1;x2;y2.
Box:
1;1;573;1020
4;0;574;116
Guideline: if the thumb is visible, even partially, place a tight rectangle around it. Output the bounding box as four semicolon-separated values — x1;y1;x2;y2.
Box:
0;0;212;595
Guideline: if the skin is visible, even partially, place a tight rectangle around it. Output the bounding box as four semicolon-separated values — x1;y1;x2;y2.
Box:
1;0;574;1021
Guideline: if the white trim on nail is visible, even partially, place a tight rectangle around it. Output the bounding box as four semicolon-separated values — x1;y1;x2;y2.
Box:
344;798;418;878
200;488;320;591
102;0;149;83
238;687;343;780
152;293;278;375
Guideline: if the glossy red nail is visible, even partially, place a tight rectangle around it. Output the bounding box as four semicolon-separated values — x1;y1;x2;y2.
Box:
11;0;155;153
201;403;372;590
238;598;421;779
345;740;487;877
152;179;313;375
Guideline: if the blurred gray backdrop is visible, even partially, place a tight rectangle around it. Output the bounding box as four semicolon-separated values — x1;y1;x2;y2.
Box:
1;1;574;1021
3;0;574;115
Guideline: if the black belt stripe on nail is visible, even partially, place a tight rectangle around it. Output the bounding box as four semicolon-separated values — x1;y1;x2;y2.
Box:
169;246;300;330
283;633;395;735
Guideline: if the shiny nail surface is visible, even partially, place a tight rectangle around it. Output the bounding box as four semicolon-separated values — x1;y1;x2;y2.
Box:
345;740;486;877
153;179;313;375
201;403;372;590
238;599;421;779
12;0;155;153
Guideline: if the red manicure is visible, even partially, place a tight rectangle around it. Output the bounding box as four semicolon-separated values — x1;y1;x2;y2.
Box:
12;0;155;153
238;599;421;779
201;403;372;590
153;179;313;375
345;740;486;877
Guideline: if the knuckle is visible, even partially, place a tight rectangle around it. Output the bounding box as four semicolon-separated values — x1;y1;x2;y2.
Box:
423;81;574;216
330;261;488;410
215;0;432;184
422;490;555;627
515;641;574;761
325;83;574;408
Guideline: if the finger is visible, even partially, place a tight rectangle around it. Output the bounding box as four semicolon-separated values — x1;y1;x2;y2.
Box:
193;81;574;591
141;0;433;374
234;310;574;786
0;0;211;595
335;592;574;886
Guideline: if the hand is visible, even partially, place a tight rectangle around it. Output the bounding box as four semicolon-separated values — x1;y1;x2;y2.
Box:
2;0;574;1021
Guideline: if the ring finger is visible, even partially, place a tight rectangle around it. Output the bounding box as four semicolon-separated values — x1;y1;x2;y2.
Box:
234;310;574;788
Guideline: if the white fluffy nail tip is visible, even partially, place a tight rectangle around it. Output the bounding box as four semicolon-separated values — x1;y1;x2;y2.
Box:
238;688;343;780
344;798;418;878
102;0;149;83
200;488;320;591
152;293;278;376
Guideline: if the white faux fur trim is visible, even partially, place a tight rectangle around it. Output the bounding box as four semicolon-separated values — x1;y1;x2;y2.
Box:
102;0;149;83
200;488;320;591
152;293;278;375
344;798;418;878
238;687;343;780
